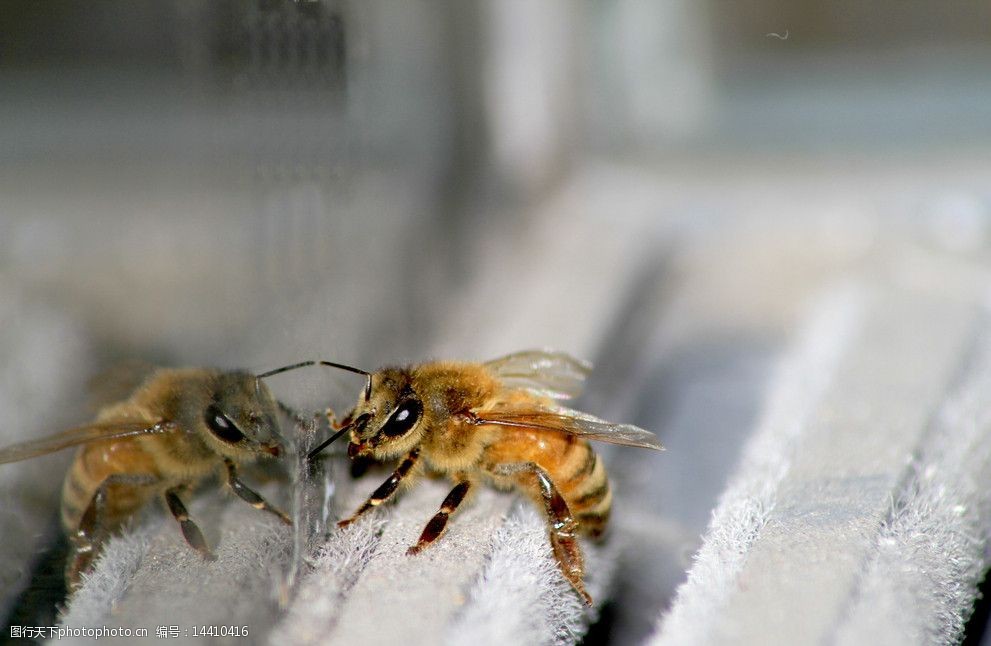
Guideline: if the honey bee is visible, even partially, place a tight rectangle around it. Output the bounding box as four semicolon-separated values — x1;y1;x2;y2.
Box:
0;362;308;590
307;350;663;604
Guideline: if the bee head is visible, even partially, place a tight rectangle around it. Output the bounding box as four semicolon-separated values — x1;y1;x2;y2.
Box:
200;371;285;460
346;368;425;460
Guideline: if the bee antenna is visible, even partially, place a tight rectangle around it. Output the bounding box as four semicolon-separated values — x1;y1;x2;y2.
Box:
317;361;373;402
256;361;319;379
257;360;372;401
307;425;351;461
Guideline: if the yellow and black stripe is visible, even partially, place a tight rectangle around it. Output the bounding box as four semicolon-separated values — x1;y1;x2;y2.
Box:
559;439;612;538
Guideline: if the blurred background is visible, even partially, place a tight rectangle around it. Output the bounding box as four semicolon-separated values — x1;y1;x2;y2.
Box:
1;1;990;644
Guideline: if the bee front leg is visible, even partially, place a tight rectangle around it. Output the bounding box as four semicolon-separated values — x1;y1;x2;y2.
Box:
338;449;420;528
224;459;292;525
492;462;592;606
68;473;158;590
406;479;472;555
164;488;215;561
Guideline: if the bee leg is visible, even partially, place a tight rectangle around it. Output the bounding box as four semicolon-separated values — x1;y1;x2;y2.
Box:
224;458;291;525
68;473;157;590
164;488;215;561
349;455;375;479
406;479;472;555
493;463;592;606
338;449;420;528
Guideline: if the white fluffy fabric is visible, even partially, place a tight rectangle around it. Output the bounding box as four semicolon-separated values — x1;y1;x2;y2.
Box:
832;327;991;645
444;503;614;646
48;449;621;646
57;519;163;629
652;276;988;645
274;473;610;646
651;286;865;646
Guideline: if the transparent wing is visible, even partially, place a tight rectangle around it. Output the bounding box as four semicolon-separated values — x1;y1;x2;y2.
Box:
474;405;663;450
0;420;176;465
484;349;593;401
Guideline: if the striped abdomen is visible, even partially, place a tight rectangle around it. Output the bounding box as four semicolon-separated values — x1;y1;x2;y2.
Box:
552;434;611;537
484;429;612;537
60;438;161;534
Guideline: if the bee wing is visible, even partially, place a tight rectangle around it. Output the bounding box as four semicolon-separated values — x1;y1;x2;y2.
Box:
474;405;663;450
484;350;593;401
0;420;176;465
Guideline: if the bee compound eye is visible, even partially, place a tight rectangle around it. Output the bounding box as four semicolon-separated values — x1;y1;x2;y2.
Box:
382;400;423;438
205;404;245;443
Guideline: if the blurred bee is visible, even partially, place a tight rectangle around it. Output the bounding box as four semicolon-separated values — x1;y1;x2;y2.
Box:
307;350;663;604
0;361;307;590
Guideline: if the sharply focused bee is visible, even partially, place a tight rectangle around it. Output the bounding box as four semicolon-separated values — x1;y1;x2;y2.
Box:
0;362;304;590
307;350;663;604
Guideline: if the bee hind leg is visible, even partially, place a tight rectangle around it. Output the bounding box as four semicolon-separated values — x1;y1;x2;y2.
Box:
492;462;592;606
164;488;215;561
68;473;157;590
224;459;291;525
406;479;472;555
